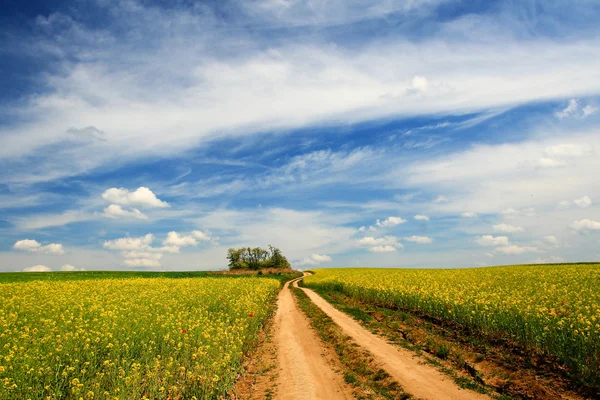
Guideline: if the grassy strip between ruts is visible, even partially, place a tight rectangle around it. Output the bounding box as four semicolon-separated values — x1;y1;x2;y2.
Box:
291;284;412;400
304;285;593;400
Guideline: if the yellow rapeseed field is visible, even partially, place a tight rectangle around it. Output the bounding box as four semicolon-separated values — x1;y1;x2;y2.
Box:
305;264;600;385
0;277;280;399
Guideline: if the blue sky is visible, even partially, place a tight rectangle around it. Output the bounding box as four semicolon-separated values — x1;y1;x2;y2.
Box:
1;0;600;272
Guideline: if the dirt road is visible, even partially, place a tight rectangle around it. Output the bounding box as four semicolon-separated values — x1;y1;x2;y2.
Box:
294;277;490;400
275;278;354;400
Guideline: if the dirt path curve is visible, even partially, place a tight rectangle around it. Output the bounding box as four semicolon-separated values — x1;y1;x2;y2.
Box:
275;277;355;400
295;275;491;400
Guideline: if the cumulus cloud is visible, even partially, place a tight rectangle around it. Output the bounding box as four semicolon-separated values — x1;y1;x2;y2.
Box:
103;204;148;220
461;212;477;218
296;253;333;266
433;195;448;203
101;187;169;208
163;231;197;247
13;239;65;255
103;234;154;251
376;216;406;227
310;254;332;263
60;264;85;271
414;215;429;221
193;230;216;242
495;245;540;255
358;226;366;232
570;219;600;231
123;258;161;267
370;245;397;252
23;265;52;272
404;236;433;244
574;196;592;208
358;236;403;252
492;224;524;233
476;235;509;246
555;99;598;119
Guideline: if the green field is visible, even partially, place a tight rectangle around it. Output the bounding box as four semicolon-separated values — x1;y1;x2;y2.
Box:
0;272;295;399
304;264;600;387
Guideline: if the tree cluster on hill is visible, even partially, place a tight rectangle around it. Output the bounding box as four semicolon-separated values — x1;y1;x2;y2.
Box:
226;245;291;270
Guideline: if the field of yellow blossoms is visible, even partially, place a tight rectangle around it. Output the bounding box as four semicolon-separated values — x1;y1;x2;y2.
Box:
305;264;600;385
0;277;280;399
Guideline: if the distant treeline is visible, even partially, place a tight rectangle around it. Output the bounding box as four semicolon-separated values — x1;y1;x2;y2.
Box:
227;245;291;270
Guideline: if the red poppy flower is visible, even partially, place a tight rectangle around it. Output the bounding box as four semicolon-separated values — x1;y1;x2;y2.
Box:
249;313;254;318
181;329;187;333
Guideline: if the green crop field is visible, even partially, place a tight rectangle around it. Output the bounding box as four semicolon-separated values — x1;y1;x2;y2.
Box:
0;275;281;399
304;264;600;386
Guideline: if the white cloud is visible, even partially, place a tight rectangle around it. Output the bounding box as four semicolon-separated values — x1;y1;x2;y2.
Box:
123;258;161;267
103;204;148;220
13;239;65;255
401;131;600;216
555;99;598;119
23;265;52;272
544;143;594;158
536;157;566;168
476;235;509;246
411;76;429;91
296;253;333;266
557;200;571;209
544;236;559;246
163;231;197;247
103;234;154;251
101;187;169;208
122;251;163;260
495;245;540;255
3;1;600;189
370;245;397;252
492;224;523;233
358;226;366;232
60;264;85;271
404;235;433;244
555;99;580;119
461;212;477;218
433;195;448;203
358;236;403;252
192;230;215;242
583;105;598;117
414;215;429;221
570;219;600;231
310;254;332;263
358;236;402;247
574;196;592;208
376;216;406;227
529;256;565;264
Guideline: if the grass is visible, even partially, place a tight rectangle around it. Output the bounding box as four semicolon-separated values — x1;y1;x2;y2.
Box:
291;285;412;400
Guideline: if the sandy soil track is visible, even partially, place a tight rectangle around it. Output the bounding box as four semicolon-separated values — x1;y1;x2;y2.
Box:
275;278;355;400
294;276;490;400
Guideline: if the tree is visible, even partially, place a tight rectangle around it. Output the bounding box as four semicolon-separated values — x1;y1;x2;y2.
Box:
226;245;290;270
